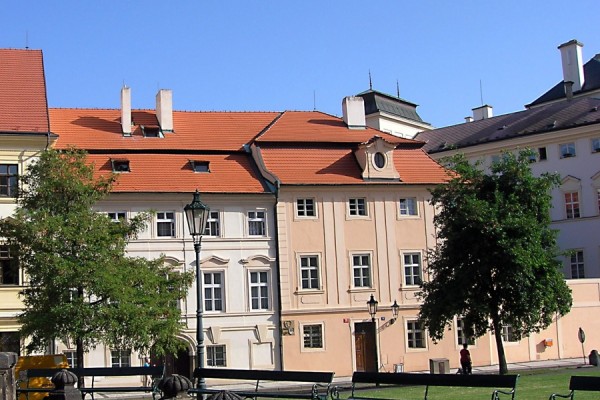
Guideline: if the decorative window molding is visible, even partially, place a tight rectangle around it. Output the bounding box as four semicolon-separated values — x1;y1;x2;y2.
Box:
354;136;400;180
351;253;372;288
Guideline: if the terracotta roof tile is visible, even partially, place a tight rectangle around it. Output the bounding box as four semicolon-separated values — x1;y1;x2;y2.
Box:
0;49;49;133
50;108;280;151
87;153;268;193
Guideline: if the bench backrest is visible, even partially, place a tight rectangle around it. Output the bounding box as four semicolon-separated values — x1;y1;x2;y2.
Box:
352;372;519;388
193;368;334;384
21;366;164;380
570;375;600;391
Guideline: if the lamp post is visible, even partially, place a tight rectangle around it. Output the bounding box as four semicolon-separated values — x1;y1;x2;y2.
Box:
391;300;400;324
367;295;379;322
184;190;210;390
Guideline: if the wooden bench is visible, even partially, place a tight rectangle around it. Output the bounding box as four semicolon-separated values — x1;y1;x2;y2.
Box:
345;371;519;400
17;366;164;400
549;375;600;399
189;367;335;400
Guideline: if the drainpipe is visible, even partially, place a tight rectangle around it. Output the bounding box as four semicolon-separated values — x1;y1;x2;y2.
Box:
272;180;284;370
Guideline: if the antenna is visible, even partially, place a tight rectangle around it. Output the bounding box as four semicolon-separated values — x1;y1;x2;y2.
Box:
313;90;316;111
369;70;372;90
480;79;484;105
396;80;400;98
25;31;29;49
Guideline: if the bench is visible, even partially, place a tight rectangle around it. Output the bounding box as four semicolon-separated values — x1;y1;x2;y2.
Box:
189;367;335;400
549;375;600;399
346;371;519;400
17;366;164;400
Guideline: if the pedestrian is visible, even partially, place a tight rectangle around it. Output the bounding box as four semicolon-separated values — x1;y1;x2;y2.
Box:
143;357;151;386
460;343;472;374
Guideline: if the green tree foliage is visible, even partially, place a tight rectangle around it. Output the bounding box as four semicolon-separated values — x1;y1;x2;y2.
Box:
418;150;572;374
0;148;193;369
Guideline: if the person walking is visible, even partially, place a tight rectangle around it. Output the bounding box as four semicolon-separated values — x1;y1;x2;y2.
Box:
460;343;472;374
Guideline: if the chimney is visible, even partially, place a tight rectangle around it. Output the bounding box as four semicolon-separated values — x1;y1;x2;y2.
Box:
472;105;493;121
564;81;574;100
558;39;584;92
342;96;366;129
121;86;132;136
156;89;173;132
464;116;474;123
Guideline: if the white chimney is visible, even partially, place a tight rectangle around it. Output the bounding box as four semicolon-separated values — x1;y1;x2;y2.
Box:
120;86;132;135
156;89;173;132
558;39;584;92
464;116;474;123
342;96;366;129
472;105;493;121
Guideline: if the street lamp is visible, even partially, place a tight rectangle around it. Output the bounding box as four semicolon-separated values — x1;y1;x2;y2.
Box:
391;300;400;324
367;295;379;322
184;190;210;390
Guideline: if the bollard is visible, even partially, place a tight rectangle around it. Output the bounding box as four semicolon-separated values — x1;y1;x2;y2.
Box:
158;374;193;399
43;369;81;400
589;350;600;367
0;352;18;400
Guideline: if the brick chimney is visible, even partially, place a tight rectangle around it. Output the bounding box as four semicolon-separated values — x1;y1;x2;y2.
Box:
558;40;584;93
156;89;173;132
120;86;132;136
342;96;366;129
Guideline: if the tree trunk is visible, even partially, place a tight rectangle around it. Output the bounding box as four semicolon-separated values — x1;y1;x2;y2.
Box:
492;318;508;375
76;337;85;387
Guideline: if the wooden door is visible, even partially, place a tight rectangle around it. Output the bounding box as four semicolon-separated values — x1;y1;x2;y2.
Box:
355;322;377;372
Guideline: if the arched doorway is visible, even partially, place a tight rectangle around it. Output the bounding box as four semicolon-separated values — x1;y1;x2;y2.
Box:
151;342;192;378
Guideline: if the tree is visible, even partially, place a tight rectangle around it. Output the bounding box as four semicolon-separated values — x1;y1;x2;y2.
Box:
0;148;193;378
417;150;572;375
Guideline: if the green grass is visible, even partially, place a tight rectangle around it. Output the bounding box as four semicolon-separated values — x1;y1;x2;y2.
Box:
336;367;600;400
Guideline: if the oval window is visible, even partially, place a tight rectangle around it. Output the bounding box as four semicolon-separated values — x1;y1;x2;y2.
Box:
374;152;386;168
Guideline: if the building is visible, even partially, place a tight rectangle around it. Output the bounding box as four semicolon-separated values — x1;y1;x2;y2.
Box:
0;49;56;354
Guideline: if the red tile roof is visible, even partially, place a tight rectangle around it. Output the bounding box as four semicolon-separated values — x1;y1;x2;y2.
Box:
87;153;267;193
0;49;49;133
50;108;280;151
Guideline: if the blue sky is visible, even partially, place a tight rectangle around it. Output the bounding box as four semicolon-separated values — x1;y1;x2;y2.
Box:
3;1;599;128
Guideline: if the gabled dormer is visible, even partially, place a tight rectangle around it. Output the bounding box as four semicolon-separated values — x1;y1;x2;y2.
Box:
354;136;400;181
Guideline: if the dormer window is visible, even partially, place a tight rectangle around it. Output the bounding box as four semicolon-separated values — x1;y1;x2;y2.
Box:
373;152;386;169
141;125;162;138
354;136;399;181
190;161;210;173
111;159;130;173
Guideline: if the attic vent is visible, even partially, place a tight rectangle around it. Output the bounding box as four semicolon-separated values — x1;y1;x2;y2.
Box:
546;120;557;129
438;141;448;150
141;125;162;138
111;159;130;172
591;106;598;112
498;125;508;130
190;160;210;173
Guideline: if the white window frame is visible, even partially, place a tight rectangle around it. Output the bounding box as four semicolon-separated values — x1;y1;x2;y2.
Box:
456;318;475;346
351;253;372;288
296;198;317;218
406;320;426;349
0;245;18;285
348;198;367;217
110;349;131;367
402;252;423;286
203;271;224;312
560;142;576;158
63;350;77;368
564;192;580;219
204;210;221;237
299;254;320;290
592;138;600;153
107;211;127;222
248;270;270;311
247;209;267;237
501;325;519;343
301;323;325;351
156;211;176;237
399;197;418;216
207;344;227;367
570;250;585;279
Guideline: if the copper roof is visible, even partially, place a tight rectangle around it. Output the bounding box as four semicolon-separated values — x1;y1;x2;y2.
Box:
0;49;49;133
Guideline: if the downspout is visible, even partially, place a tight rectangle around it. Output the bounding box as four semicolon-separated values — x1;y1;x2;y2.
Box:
272;179;284;370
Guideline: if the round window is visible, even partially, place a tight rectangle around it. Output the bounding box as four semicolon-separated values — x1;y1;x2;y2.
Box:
374;152;386;168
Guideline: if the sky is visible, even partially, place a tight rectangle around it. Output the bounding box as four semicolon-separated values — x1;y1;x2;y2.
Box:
2;1;599;128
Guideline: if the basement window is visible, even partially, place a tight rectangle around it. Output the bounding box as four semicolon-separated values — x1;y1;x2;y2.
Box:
141;125;162;138
190;161;210;173
111;159;130;173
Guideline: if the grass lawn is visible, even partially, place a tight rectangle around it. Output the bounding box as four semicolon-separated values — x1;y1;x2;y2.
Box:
336;367;600;400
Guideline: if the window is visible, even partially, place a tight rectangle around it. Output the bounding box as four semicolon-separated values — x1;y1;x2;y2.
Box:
248;210;266;236
204;211;220;237
141;125;161;138
64;351;77;368
303;324;323;349
592;138;600;153
0;246;18;285
538;147;547;161
352;254;371;288
502;325;519;342
560;143;576;158
156;212;175;237
111;160;130;172
296;198;316;217
399;198;418;216
111;349;131;367
348;198;367;216
407;320;425;348
564;192;580;219
107;212;126;222
204;272;224;312
570;251;585;279
207;345;226;366
300;255;320;290
456;319;475;346
373;152;386;169
403;253;422;286
191;161;210;173
249;271;269;310
0;164;18;197
0;332;20;354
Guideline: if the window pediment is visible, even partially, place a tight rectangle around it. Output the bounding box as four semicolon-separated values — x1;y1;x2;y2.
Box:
560;175;581;192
